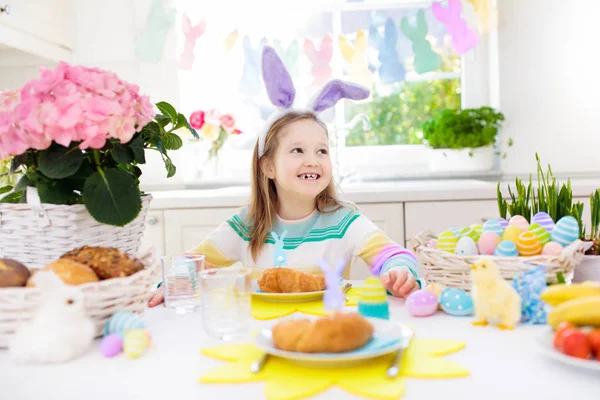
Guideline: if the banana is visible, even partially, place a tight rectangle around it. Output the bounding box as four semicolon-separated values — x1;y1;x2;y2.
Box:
547;295;600;329
540;281;600;307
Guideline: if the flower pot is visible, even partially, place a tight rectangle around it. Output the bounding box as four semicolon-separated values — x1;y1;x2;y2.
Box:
573;255;600;282
427;144;495;173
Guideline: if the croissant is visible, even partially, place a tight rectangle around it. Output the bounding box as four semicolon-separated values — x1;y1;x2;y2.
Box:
272;312;374;353
257;268;326;293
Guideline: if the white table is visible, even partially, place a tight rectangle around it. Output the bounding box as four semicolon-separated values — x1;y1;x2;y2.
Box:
1;289;599;400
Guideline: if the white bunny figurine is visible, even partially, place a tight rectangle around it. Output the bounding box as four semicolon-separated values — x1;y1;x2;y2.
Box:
9;270;96;364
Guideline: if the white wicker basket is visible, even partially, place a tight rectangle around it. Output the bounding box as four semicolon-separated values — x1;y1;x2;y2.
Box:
0;251;161;348
408;230;587;291
0;187;152;270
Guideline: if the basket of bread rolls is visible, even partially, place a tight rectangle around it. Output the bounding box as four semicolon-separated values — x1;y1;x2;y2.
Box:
0;245;160;348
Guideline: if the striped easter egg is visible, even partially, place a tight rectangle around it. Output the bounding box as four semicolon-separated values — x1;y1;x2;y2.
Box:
359;276;388;304
516;231;542;256
104;311;146;337
494;240;519;257
502;225;522;243
448;227;461;237
123;329;151;359
527;223;551;245
459;226;480;242
470;224;483;241
532;211;555;233
483;219;504;236
497;217;509;229
436;231;458;253
508;215;529;231
551;216;580;247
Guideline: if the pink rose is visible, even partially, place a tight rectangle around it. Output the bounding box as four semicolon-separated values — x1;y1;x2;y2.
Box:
232;129;242;135
220;114;236;133
189;110;205;129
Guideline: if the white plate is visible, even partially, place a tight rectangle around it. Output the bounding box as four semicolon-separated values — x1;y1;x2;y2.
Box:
255;316;414;367
536;330;600;372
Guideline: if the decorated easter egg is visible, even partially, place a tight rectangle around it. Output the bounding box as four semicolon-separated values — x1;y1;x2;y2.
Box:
406;289;438;317
425;282;446;310
358;276;389;320
470;224;483;240
448;227;461;237
459;226;480;242
494;240;519;257
502;225;522;243
123;329;151;359
100;334;123;358
426;239;437;248
527;223;550;245
508;215;529;232
542;241;563;256
436;231;458;253
482;219;504;236
104;311;147;337
532;211;555;233
440;288;474;316
478;231;501;255
454;236;479;256
497;217;509;229
516;231;542;256
551;216;580;247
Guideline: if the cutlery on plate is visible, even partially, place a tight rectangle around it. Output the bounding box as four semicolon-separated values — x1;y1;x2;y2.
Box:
386;349;403;378
342;282;353;301
250;352;269;373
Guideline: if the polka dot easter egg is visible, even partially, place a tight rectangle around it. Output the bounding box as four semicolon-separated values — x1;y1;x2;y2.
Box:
459;226;481;242
123;329;151;359
440;288;474;316
532;211;555;233
494;240;519;257
454;236;479;256
483;219;504;236
551;216;580;247
436;231;458;253
478;231;501;255
516;231;542;256
527;223;551;245
542;241;563;256
104;311;147;337
425;282;447;310
508;215;529;232
406;289;438;317
502;225;522;243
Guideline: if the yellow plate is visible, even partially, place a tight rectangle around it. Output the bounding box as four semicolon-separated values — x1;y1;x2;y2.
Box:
251;281;349;303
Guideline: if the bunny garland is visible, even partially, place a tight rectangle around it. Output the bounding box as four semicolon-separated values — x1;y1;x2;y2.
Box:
179;13;206;70
369;18;406;84
400;10;441;74
223;29;238;52
135;0;176;63
240;36;269;98
318;259;346;312
338;29;373;88
304;35;333;87
466;0;498;36
257;45;370;158
432;0;479;55
271;230;288;267
273;39;300;77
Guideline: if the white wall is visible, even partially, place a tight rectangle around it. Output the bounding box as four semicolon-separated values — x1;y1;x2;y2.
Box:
497;0;600;176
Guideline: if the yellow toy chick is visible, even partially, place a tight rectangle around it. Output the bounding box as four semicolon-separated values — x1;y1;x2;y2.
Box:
470;259;522;330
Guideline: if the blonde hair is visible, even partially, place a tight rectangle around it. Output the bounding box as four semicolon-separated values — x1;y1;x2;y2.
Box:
247;111;342;261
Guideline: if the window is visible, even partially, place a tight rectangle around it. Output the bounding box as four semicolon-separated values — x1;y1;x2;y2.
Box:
174;0;492;186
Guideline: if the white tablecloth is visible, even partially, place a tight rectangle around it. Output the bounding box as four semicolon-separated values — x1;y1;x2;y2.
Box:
1;285;599;400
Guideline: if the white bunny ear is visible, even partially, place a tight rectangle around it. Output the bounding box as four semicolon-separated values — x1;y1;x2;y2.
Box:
30;270;64;290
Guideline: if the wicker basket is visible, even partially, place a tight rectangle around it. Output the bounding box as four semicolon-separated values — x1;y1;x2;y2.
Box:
408;230;587;291
0;187;152;270
0;250;161;348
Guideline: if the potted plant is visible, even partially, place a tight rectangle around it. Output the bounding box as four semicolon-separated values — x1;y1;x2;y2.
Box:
573;189;600;282
0;62;197;268
421;106;508;172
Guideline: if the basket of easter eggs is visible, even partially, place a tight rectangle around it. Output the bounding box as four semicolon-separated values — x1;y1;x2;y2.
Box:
408;212;587;291
0;245;160;348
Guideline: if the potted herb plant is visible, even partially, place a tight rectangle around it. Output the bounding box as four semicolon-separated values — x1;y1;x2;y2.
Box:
421;106;508;172
574;189;600;282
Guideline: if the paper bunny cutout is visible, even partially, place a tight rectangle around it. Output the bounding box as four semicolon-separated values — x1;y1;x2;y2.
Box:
304;34;333;87
338;29;373;88
319;259;346;311
273;39;300;77
271;230;288;267
179;14;206;70
400;10;441;74
369;18;406;84
240;35;268;97
9;270;95;364
466;0;498;36
223;29;238;52
257;45;370;157
135;0;176;63
432;0;479;54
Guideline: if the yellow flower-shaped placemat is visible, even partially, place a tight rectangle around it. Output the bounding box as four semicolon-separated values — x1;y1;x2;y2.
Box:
252;287;361;320
199;338;468;400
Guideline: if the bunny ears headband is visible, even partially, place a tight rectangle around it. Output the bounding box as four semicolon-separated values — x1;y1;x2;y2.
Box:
257;45;371;158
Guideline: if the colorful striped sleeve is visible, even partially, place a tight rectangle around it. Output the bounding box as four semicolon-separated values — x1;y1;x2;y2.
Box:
186;219;243;268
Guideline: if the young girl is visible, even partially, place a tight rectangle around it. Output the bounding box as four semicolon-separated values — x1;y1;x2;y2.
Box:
148;46;423;307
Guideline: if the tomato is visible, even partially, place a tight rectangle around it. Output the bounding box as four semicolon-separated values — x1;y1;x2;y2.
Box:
554;321;576;349
560;329;591;359
587;329;600;353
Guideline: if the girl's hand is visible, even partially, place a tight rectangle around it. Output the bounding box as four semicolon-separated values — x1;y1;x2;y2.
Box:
148;286;164;307
380;268;419;298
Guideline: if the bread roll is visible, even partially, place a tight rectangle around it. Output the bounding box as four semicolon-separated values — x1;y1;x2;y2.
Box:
258;268;326;293
27;259;99;286
0;258;30;288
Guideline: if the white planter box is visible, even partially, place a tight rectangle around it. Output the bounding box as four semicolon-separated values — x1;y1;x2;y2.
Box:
427;144;495;173
573;255;600;282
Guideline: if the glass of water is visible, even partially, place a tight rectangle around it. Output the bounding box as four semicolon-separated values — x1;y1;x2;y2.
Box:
199;266;252;341
161;254;206;314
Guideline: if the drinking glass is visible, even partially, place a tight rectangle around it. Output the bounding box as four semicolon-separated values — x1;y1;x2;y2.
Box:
161;254;206;314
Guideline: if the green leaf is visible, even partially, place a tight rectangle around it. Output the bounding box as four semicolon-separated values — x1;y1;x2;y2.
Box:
128;134;146;164
0;185;13;195
14;174;33;192
164;156;176;178
83;168;142;226
37;180;73;204
156;102;178;125
0;191;24;203
38;143;85;179
111;143;135;164
155;114;171;129
141;121;161;145
162;132;183;150
556;272;566;284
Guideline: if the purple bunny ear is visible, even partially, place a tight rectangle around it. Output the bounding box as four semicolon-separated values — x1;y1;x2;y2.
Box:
311;79;370;113
318;259;331;273
261;46;295;109
334;259;346;274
